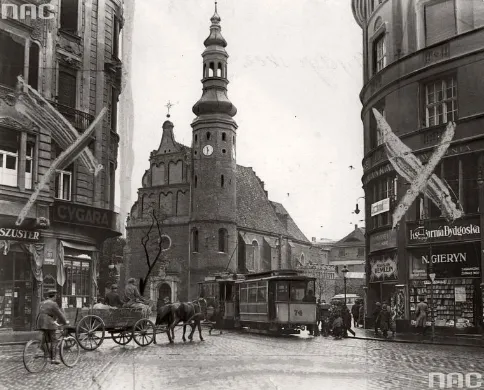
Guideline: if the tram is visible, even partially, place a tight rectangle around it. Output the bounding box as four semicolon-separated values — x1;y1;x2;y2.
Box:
198;270;317;335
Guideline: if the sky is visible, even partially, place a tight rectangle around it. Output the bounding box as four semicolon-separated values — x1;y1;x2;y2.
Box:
124;0;364;241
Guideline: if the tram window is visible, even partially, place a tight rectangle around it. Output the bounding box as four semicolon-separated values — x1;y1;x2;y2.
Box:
290;281;306;302
225;284;233;301
257;283;267;302
240;287;248;303
248;285;257;303
276;281;289;301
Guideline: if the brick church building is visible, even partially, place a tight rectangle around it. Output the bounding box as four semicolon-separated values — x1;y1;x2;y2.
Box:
124;6;310;302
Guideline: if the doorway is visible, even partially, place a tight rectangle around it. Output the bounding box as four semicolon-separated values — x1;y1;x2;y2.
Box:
0;251;33;330
158;283;171;302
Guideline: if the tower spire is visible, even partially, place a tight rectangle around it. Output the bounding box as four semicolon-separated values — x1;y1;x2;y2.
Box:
192;4;236;118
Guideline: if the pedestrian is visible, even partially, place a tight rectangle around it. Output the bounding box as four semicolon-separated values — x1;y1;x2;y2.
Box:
316;299;322;336
373;302;381;336
415;296;428;336
320;302;331;337
358;302;365;327
332;313;344;340
105;284;123;307
343;306;356;337
377;303;391;338
351;300;360;328
37;289;68;365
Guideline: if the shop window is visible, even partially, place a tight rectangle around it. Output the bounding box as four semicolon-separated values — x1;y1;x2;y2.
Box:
218;228;228;253
62;257;91;308
239;286;248;303
424;76;457;127
55;169;72;201
373;33;386;74
60;0;79;34
248;284;257;303
0;30;25;88
424;0;456;47
257;282;267;302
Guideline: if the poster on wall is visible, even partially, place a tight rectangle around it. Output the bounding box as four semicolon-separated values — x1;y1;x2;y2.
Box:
409;243;481;279
369;254;398;282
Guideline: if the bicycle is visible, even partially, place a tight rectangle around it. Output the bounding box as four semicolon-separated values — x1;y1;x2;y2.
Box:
23;322;80;373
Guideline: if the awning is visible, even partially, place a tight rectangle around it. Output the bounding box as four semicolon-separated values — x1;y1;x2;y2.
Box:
61;241;97;252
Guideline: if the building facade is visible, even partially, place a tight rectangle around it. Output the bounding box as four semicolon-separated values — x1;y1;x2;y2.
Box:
0;0;122;330
124;7;311;303
352;0;484;332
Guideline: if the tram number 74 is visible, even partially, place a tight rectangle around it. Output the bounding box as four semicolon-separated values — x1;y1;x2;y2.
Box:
294;309;303;316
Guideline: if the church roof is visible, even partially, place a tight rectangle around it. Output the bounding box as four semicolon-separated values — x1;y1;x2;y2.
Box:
270;201;310;243
236;165;309;243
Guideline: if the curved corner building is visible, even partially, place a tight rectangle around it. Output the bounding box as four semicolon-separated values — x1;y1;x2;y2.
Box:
0;0;123;330
352;0;484;333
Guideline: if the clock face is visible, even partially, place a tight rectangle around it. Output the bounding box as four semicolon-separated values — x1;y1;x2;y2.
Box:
202;145;213;156
232;146;236;160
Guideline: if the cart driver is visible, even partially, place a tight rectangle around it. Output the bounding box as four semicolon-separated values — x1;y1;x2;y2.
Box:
37;289;68;364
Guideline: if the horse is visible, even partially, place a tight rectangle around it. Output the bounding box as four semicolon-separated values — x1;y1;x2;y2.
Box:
160;298;207;343
154;300;175;342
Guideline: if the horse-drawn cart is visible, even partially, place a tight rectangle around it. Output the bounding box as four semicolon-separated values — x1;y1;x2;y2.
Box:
64;307;155;351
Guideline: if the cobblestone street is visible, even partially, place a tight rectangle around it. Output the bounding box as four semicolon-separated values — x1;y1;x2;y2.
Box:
1;328;484;390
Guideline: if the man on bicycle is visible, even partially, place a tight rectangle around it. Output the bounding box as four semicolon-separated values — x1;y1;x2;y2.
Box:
37;289;67;364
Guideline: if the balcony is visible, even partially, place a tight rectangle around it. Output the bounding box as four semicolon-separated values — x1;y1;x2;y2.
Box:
48;101;94;133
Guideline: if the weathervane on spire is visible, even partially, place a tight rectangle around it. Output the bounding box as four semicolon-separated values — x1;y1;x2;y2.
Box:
165;101;173;118
215;1;217;12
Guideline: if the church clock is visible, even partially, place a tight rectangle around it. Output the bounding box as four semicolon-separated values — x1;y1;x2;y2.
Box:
202;145;213;156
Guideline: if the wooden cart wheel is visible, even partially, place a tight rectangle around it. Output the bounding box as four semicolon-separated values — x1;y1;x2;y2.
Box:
112;330;133;345
76;315;105;351
132;318;155;347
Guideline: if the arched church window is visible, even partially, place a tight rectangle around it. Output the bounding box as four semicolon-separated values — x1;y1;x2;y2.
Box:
221;175;225;187
194;175;198;188
218;228;228;252
222;132;226;141
217;63;222;77
206;132;211;140
209;62;215;77
203;63;207;78
192;228;199;252
195;134;198;143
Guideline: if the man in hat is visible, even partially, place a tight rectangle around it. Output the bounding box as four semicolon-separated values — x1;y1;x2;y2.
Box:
37;289;68;364
123;278;151;315
105;284;123;308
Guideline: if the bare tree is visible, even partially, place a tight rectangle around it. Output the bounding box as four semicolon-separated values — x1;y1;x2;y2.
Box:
139;208;170;296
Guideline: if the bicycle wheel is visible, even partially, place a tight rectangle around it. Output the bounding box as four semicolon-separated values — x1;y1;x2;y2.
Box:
60;336;80;367
23;340;48;373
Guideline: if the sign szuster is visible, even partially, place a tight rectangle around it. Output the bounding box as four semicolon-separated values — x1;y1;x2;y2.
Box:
0;227;40;241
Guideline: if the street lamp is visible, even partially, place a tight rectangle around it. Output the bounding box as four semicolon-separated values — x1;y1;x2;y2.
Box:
354;197;365;215
342;265;349;306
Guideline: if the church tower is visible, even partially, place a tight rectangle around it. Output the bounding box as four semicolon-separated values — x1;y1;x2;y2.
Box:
189;4;238;296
